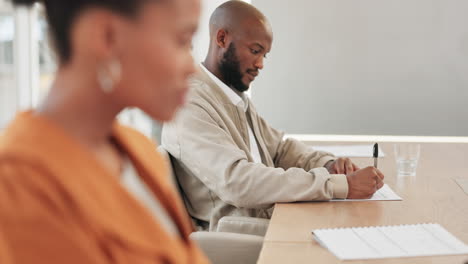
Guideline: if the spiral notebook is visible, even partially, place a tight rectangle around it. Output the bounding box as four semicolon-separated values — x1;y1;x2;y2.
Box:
312;223;468;260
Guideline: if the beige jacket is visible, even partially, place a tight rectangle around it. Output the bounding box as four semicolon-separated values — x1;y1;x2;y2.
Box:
162;66;348;231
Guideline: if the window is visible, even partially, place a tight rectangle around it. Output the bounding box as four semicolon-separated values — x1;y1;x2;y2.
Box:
0;3;56;129
0;5;15;128
37;5;55;103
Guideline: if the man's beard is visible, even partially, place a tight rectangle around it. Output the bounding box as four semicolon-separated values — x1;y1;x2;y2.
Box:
218;43;249;93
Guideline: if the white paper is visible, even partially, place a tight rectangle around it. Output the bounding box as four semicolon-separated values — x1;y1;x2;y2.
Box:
312;223;468;260
311;144;386;158
331;184;402;202
454;178;468;195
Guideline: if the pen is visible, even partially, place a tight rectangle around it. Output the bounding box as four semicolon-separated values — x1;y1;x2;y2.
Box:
373;143;379;168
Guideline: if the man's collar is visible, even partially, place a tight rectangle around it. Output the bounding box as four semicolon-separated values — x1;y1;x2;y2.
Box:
199;63;248;112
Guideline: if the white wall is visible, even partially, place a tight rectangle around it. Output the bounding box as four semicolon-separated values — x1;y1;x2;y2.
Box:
251;0;468;136
0;0;11;9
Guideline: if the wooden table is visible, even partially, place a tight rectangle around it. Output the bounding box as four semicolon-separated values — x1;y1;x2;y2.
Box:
258;142;468;264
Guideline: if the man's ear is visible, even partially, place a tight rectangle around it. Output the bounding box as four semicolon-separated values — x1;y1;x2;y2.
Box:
216;28;229;49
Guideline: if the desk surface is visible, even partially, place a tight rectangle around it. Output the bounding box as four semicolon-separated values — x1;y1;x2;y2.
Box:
258;142;468;264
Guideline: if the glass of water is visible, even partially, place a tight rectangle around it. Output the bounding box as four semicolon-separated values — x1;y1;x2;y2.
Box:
394;144;421;176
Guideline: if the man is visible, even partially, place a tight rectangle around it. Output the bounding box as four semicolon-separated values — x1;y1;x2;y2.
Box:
162;0;384;231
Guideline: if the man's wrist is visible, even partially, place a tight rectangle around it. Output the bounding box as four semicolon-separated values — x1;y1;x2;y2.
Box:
324;160;335;171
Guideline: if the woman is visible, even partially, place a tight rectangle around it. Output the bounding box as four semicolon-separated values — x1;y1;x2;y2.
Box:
0;0;208;263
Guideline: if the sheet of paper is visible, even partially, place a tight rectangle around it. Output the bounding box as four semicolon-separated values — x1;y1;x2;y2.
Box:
311;144;386;158
312;223;468;260
331;184;402;201
454;178;468;195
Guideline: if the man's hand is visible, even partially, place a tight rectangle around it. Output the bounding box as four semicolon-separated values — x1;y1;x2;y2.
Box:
346;166;385;199
325;158;360;174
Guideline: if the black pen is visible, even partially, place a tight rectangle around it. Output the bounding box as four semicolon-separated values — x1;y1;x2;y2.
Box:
373;143;379;168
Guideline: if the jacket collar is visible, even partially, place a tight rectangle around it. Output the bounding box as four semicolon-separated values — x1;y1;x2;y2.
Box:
0;111;194;252
192;65;272;165
193;64;248;110
198;63;249;112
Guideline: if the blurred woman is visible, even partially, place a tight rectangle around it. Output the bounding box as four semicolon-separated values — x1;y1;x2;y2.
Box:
0;0;209;263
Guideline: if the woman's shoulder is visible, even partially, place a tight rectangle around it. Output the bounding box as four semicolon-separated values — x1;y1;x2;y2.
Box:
0;157;60;223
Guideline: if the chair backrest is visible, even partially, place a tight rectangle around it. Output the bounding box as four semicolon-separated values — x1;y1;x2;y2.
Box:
157;146;204;229
156;146;178;188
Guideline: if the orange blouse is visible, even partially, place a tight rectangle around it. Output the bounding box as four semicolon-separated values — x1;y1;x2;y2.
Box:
0;112;209;264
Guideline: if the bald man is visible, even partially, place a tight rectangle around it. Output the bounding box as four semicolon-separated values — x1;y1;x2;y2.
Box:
162;0;385;232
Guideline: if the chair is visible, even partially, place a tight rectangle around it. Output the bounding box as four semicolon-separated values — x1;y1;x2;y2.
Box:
157;146;266;264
